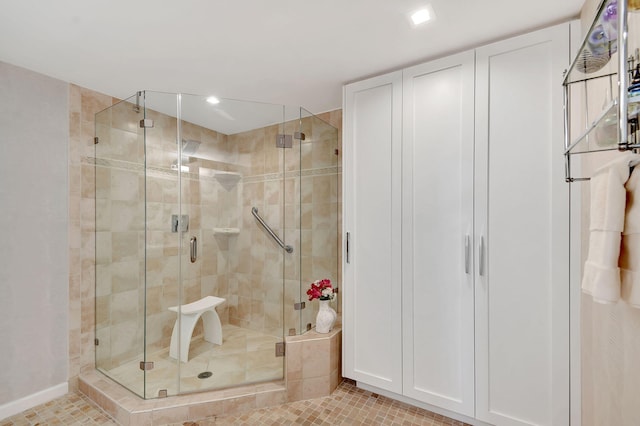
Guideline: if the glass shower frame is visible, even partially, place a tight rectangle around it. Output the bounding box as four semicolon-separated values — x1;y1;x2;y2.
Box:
94;91;338;399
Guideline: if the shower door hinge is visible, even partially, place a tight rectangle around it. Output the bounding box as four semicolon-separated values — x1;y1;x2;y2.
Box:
94;338;99;346
275;342;285;357
94;137;99;145
294;302;305;310
276;134;293;148
294;131;306;141
139;361;154;371
139;119;154;128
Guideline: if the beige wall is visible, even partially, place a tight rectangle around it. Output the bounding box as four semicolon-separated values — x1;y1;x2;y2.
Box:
578;1;640;424
68;86;341;389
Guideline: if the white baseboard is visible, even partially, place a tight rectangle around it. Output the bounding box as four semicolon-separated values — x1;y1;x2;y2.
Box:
0;382;68;421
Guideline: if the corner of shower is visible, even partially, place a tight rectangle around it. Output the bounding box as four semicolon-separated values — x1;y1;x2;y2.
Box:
92;91;340;401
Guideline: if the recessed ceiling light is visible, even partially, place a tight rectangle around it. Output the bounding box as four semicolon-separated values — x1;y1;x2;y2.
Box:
206;96;220;105
410;6;435;26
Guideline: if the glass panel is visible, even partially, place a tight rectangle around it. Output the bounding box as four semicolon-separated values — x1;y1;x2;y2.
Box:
94;93;146;398
297;109;340;333
138;91;180;398
176;94;287;392
566;68;640;155
283;106;302;335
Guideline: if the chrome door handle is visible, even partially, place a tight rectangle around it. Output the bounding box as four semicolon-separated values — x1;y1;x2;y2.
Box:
479;236;485;276
190;236;197;263
465;234;470;274
346;232;350;264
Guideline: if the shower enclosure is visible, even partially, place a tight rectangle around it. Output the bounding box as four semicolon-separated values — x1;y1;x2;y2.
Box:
93;91;339;398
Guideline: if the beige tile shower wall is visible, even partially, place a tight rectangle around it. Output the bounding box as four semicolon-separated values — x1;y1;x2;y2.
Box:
298;112;342;330
579;2;640;424
228;123;286;336
69;84;115;389
227;110;342;337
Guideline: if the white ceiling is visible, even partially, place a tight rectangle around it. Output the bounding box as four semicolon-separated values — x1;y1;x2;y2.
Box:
0;0;584;123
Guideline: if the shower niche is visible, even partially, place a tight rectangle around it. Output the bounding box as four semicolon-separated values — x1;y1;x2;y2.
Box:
93;91;339;399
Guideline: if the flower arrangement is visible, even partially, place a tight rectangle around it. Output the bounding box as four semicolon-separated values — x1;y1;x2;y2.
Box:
306;279;334;301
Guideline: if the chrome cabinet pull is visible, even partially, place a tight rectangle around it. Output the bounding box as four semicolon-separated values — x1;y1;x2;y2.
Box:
465;234;470;274
346;232;351;264
479;236;485;276
190;236;197;263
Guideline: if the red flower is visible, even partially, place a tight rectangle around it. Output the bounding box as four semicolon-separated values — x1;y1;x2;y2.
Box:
307;279;334;301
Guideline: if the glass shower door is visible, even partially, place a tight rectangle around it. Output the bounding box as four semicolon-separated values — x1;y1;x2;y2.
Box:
174;94;287;393
138;91;181;398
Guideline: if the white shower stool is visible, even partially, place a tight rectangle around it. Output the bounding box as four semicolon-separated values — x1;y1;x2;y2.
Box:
168;296;226;363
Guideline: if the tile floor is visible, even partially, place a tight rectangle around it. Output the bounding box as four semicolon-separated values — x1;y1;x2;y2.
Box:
103;325;283;398
2;380;469;426
1;392;116;426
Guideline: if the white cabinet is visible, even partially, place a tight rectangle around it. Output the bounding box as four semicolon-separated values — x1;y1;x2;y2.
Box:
474;25;570;426
401;51;475;416
343;71;403;393
343;23;570;426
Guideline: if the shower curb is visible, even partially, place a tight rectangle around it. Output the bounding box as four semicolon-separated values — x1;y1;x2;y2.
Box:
79;369;286;425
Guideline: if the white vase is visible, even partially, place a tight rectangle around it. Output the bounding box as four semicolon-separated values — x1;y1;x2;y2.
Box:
315;299;337;333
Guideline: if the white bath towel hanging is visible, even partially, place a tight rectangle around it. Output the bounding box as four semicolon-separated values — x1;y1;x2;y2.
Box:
582;152;640;305
621;160;640;307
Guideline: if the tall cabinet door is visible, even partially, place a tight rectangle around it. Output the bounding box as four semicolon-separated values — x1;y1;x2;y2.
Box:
401;51;475;416
343;71;403;393
474;24;570;426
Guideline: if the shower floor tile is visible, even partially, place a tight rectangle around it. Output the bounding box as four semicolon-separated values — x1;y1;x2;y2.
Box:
102;325;283;398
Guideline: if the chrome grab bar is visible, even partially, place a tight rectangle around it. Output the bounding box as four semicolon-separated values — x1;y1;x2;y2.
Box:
251;207;294;253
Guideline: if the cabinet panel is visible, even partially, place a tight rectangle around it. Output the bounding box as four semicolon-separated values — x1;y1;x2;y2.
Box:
474;24;570;426
343;72;403;393
401;51;475;416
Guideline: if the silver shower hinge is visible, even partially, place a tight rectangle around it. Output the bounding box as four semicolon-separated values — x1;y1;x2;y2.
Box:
139;119;154;128
294;302;305;310
94;137;99;145
171;214;189;233
134;91;141;113
94;338;99;346
294;132;305;141
139;361;154;371
276;134;293;148
275;342;285;357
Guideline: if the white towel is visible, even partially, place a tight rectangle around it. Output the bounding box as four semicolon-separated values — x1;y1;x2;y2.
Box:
621;163;640;307
582;153;640;304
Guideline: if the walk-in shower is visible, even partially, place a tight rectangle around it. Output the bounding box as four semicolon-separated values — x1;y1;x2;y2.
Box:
93;91;339;399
